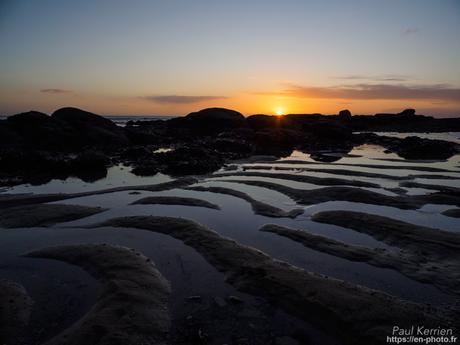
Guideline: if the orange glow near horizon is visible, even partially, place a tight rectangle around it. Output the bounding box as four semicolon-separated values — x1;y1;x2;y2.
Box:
275;107;285;116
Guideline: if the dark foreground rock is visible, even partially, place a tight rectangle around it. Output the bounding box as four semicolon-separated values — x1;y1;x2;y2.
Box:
169;108;248;135
24;244;171;345
0;280;33;345
186;185;303;218
353;132;459;160
442;208;460;218
0;177;198;209
1;107;459;186
215;179;460;209
212;171;380;188
2;108;129;150
261;221;460;295
0;204;106;228
86;216;456;345
131;196;220;209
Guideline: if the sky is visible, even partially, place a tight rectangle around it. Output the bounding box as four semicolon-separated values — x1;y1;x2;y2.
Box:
1;0;459;117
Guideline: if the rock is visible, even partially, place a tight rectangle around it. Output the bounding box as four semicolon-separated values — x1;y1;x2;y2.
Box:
6;111;73;149
227;295;243;304
398;108;416;116
247;114;299;131
70;151;109;182
394;136;457;160
338;109;352;118
23;244;171;345
71;151;109;170
309;153;343;162
302;123;353;152
209;138;253;156
120;146;151;160
51;107;130;149
0;204;106;228
0;279;33;345
170;108;248;134
275;336;300;345
0;120;24;148
131;159;159;176
186;296;202;302
253;129;301;156
4;108;130;151
156;147;223;175
214;296;227;307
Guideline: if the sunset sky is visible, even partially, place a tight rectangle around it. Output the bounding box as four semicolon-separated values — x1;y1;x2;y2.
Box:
1;0;459;117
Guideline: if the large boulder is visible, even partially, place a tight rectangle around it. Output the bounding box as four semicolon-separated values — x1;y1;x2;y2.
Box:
253;129;302;157
398;108;416;116
302;123;353;151
169;108;248;134
6;111;74;149
51;107;130;148
155;147;223;175
393;136;458;160
3;108;130;151
247;114;299;131
338;109;352;119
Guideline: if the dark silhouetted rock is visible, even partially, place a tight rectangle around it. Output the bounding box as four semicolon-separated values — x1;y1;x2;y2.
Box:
156;147;223;175
253;129;301;157
170;108;248;134
0;121;23;148
338;109;352;118
398;108;416;116
6;111;72;149
131;159;159;176
51;107;130;148
394;136;457;160
302;123;353;151
209;138;254;156
120;146;151;161
247;114;299;131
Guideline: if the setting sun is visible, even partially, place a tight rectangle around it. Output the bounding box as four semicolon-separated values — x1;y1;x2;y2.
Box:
275;107;285;116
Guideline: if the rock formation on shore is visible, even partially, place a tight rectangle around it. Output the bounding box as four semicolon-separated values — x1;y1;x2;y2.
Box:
1;107;459;186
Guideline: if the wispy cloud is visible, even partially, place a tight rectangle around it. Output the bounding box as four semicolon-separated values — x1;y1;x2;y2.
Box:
335;74;412;82
256;83;460;102
143;95;227;104
403;27;419;36
40;88;72;94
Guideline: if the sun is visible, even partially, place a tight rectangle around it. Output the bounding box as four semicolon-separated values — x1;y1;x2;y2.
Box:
275;107;285;116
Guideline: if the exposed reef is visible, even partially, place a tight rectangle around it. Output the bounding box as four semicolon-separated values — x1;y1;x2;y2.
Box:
442;208;460;218
260;222;460;295
241;165;459;181
1;107;459;186
0;204;106;228
85;216;455;345
186;185;303;218
214;179;460;209
211;171;380;188
24;244;171;345
131;196;220;210
0;177;198;209
0;279;33;345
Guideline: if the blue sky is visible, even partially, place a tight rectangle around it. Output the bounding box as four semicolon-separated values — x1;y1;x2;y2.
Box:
1;0;459;116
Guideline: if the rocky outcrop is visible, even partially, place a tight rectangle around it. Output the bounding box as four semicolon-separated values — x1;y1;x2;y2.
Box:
0;204;106;228
24;244;171;345
0;280;33;345
86;216;455;345
2;108;130;151
169;108;248;135
354;132;459;160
